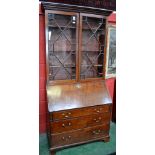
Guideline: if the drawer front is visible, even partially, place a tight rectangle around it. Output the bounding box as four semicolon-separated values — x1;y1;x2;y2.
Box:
51;124;110;147
51;113;111;133
51;104;111;121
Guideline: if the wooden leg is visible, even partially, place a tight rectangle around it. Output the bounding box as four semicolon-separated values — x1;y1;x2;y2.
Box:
51;150;56;155
104;136;110;142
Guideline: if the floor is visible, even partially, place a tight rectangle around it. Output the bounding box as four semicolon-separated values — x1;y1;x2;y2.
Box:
39;122;116;155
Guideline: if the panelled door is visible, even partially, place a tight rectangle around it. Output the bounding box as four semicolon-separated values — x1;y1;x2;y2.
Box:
79;13;106;81
45;10;79;84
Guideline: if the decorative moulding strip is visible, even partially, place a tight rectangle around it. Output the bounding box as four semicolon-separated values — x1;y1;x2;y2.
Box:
40;0;116;11
41;2;113;16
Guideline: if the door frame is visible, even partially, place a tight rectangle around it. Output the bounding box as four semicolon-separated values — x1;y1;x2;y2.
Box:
45;10;79;85
79;13;107;82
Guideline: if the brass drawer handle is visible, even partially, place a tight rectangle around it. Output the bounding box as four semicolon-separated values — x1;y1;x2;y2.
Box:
62;136;71;141
92;130;101;135
94;108;102;113
62;122;72;127
94;120;100;123
62;112;72;118
93;117;102;122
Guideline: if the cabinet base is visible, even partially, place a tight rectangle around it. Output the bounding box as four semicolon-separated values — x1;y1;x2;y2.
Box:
50;136;110;154
103;136;110;142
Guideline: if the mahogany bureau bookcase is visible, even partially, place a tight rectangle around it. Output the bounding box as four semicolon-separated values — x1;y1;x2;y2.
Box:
41;2;113;155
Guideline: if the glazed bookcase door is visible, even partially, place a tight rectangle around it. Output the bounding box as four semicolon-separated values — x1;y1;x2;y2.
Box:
79;14;106;80
45;11;79;84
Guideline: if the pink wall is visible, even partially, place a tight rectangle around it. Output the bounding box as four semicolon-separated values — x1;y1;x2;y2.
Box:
39;7;48;133
39;6;116;133
106;12;116;101
108;12;116;23
105;78;115;101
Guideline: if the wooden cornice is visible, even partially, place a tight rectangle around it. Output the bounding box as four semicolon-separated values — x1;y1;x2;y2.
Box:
41;2;113;16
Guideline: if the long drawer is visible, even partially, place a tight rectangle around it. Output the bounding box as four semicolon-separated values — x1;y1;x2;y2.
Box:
51;123;110;147
51;112;111;133
51;105;111;121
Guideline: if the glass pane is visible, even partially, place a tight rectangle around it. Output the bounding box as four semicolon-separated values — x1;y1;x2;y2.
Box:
48;13;77;81
80;16;106;79
107;27;116;75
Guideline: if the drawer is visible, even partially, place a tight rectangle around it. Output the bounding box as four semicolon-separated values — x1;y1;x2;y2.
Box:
51;123;110;147
51;104;111;121
51;112;111;134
